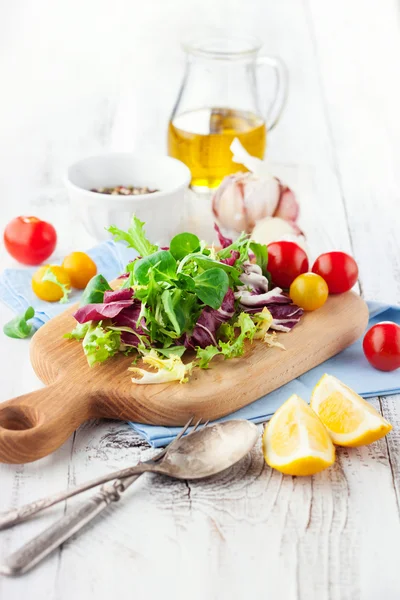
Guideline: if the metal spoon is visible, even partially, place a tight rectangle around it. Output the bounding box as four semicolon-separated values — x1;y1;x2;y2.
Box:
0;420;259;576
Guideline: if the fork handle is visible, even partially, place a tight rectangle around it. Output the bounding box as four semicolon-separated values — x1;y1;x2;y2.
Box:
0;463;152;531
0;477;138;576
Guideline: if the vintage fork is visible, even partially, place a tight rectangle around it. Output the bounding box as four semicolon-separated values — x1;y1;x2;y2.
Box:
0;417;204;532
0;417;206;576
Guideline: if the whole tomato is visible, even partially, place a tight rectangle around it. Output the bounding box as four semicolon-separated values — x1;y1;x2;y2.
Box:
4;216;57;266
267;241;309;289
363;322;400;372
312;251;358;294
289;272;329;311
32;265;71;302
62;252;97;289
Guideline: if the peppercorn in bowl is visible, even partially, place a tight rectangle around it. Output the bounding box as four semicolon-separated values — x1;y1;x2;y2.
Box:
66;152;191;245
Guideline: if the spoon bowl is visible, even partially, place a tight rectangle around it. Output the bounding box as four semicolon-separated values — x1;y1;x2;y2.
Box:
153;420;259;480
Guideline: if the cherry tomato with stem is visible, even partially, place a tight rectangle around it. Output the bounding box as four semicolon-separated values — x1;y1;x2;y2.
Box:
312;251;358;294
4;216;57;266
363;322;400;372
289;273;329;311
267;241;309;289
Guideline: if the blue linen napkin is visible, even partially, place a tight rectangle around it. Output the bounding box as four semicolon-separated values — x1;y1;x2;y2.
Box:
0;243;399;448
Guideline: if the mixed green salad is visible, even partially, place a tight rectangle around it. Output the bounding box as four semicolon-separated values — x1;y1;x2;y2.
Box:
66;216;303;383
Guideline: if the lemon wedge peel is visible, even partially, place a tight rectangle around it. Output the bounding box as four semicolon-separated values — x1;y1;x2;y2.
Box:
262;394;336;476
311;374;392;447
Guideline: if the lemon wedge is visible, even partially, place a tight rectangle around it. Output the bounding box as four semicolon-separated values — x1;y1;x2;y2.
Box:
311;374;392;447
262;394;335;476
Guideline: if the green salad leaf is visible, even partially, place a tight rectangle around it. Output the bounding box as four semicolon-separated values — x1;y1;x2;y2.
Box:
134;250;177;285
170;232;200;260
250;242;268;275
64;322;91;340
107;215;157;257
193;268;229;309
80;274;112;306
3;306;35;339
81;324;121;367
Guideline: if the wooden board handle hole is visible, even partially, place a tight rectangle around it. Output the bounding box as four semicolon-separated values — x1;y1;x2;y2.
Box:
0;406;39;432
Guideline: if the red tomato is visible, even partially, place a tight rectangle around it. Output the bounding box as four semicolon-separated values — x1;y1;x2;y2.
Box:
4;216;57;266
312;251;358;294
267;241;309;289
363;322;400;372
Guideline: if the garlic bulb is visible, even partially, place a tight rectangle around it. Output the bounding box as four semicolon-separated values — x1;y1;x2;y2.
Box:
212;138;300;234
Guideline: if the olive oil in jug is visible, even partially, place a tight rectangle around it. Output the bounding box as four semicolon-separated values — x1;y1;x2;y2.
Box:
168;107;266;189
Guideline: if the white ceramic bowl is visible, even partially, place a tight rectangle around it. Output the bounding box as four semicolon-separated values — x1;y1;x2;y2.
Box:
66;153;191;245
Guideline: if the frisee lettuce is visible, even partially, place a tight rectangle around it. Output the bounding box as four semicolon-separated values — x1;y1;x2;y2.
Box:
130;349;193;384
107;215;158;257
42;268;71;303
75;323;122;367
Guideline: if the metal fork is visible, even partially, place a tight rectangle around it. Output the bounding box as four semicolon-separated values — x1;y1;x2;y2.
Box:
0;417;205;576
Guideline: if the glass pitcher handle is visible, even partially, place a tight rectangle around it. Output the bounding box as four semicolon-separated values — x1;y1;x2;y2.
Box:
257;55;288;131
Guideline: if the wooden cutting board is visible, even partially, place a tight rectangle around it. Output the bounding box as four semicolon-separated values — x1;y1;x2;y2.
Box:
0;292;368;463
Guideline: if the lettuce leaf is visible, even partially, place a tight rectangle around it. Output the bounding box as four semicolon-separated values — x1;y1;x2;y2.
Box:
130;349;193;384
107;215;157;257
81;324;121;367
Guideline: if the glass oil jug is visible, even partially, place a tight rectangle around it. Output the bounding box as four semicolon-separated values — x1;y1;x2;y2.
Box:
168;34;288;190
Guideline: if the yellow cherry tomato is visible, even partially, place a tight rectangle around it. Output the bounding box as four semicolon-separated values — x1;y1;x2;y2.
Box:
289;272;329;311
62;252;97;289
32;265;71;302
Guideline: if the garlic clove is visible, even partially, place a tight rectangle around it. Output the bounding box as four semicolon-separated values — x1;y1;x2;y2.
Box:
252;217;307;252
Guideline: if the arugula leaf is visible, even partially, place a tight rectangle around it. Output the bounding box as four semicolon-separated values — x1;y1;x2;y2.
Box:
80;274;112;306
161;289;183;335
3;306;35;339
81;324;121;367
42;268;71;303
250;242;268;275
134;251;177;285
107;215;158;257
170;232;200;260
194;268;229;309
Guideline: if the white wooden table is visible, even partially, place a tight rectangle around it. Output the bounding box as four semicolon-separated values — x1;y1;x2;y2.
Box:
1;1;400;598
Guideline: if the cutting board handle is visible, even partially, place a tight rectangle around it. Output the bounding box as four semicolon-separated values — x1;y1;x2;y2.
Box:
0;382;92;464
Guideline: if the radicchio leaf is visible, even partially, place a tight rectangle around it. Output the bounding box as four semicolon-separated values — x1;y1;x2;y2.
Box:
185;288;235;349
220;250;240;266
103;288;134;303
239;287;303;332
214;223;233;249
73;300;135;324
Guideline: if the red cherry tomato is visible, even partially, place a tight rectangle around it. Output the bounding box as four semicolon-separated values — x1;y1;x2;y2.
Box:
312;251;358;294
363;322;400;372
267;241;309;289
4;216;57;266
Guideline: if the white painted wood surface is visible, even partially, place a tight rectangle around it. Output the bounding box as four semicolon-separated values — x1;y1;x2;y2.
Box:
0;0;400;598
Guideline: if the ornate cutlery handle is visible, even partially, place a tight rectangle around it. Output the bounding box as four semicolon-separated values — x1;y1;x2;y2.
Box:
0;463;151;530
0;475;139;576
